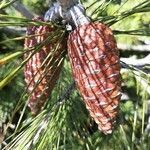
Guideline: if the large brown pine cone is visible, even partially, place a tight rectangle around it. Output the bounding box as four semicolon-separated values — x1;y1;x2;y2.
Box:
68;22;121;134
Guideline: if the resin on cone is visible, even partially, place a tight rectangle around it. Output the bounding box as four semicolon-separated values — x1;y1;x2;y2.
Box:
24;17;66;115
68;22;121;134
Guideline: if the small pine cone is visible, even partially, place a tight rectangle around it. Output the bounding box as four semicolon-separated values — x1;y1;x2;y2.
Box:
68;22;121;134
24;17;66;115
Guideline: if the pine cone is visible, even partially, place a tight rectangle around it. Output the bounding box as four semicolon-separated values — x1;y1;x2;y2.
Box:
24;17;66;115
68;22;121;134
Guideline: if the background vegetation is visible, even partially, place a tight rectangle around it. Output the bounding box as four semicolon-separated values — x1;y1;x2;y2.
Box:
0;0;150;149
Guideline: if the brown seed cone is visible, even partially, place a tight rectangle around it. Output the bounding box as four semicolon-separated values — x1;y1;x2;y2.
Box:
24;17;66;115
68;22;121;134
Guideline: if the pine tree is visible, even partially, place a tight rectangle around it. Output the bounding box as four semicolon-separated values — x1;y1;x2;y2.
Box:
0;0;150;149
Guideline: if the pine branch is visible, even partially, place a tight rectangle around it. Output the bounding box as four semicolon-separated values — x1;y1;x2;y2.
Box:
118;44;150;52
12;1;34;19
57;0;79;10
121;54;150;67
